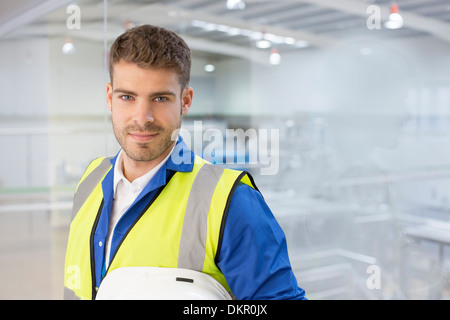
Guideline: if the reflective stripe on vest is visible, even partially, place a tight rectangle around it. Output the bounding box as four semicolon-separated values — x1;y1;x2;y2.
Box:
178;163;224;271
70;157;113;222
64;156;257;299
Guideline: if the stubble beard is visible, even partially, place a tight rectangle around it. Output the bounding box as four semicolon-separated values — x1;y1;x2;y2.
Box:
112;117;181;163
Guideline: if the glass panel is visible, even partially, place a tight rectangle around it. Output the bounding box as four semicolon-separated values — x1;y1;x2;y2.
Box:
0;0;111;299
1;0;450;300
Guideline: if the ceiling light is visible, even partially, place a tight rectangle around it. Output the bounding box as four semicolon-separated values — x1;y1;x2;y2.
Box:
217;24;231;33
190;20;308;49
284;37;296;45
62;37;76;54
384;3;404;29
263;33;278;42
192;20;208;28
204;64;215;73
245;30;262;40
227;27;241;36
227;0;246;10
204;60;216;72
124;19;135;30
256;39;271;49
269;48;281;65
204;23;217;31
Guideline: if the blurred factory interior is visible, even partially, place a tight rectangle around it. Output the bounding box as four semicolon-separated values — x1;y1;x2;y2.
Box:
1;0;450;299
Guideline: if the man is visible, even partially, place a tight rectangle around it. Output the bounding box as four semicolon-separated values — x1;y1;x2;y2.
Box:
64;24;306;300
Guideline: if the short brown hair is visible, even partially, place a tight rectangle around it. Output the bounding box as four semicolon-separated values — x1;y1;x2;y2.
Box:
109;24;191;89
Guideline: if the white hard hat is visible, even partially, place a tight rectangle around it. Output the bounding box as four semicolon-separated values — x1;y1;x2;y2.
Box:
96;267;233;300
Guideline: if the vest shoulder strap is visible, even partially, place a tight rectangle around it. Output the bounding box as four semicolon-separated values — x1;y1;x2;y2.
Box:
70;157;112;222
177;163;225;271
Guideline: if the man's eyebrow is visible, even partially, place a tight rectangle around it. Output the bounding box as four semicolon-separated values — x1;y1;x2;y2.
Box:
113;88;137;95
113;88;177;98
149;91;177;98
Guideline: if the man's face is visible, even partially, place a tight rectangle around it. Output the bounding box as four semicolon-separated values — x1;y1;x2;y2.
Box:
107;61;192;165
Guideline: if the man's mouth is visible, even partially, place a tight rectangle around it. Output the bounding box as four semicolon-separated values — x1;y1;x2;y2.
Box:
128;132;159;142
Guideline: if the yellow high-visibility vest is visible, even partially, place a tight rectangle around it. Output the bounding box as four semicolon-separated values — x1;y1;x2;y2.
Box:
64;155;256;300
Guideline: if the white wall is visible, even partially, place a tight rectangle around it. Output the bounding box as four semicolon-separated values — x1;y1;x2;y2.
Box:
214;57;252;115
0;38;50;188
49;36;106;117
249;49;327;116
0;38;49;117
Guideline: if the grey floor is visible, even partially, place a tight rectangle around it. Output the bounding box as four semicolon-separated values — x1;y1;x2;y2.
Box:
0;196;70;300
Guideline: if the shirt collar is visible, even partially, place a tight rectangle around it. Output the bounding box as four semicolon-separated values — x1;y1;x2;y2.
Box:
112;149;165;199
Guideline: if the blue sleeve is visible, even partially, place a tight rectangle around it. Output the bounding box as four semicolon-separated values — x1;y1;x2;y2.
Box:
216;183;307;300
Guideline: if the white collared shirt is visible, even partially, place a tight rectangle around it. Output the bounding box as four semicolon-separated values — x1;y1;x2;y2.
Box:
104;146;174;267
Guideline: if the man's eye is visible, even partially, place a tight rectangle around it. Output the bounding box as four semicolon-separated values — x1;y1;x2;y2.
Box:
154;97;168;103
120;95;133;101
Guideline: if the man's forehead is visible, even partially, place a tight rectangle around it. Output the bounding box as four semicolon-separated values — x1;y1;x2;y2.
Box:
111;61;183;89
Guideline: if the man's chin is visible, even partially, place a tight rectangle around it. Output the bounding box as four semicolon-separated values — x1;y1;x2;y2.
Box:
122;139;175;163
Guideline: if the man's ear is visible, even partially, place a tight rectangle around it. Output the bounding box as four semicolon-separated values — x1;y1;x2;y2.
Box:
106;82;113;111
181;86;193;116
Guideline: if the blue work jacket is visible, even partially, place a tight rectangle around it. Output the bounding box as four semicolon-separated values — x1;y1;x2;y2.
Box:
92;137;306;300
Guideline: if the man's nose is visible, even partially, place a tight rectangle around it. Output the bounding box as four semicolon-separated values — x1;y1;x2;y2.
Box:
132;100;154;125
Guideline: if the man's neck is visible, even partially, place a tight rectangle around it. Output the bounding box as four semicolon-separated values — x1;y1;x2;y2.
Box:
122;142;176;183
